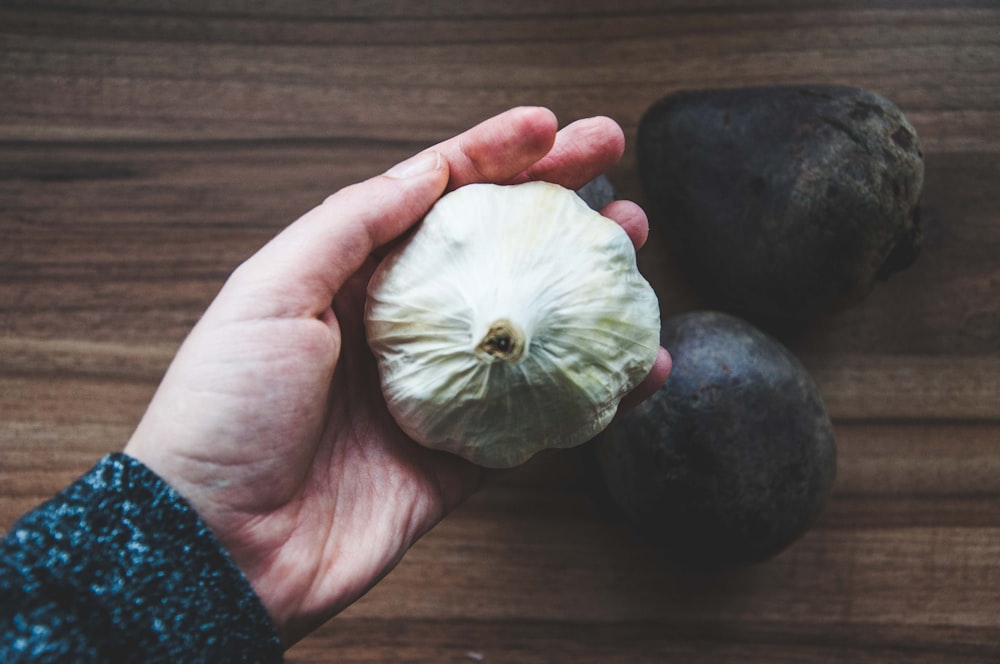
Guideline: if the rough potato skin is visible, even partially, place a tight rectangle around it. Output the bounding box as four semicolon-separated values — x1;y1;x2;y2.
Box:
595;311;837;567
576;174;616;211
638;85;924;319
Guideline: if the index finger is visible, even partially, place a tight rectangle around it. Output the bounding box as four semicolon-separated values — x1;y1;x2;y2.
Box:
425;106;559;188
418;107;626;193
408;108;644;248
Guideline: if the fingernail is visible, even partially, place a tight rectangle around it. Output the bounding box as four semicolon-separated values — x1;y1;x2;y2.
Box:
384;151;443;179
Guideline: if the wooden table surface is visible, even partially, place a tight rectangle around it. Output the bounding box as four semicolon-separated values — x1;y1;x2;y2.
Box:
2;2;998;661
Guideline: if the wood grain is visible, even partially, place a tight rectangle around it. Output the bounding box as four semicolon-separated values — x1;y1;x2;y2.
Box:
1;2;998;661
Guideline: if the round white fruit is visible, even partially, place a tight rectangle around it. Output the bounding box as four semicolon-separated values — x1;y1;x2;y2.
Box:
365;181;660;468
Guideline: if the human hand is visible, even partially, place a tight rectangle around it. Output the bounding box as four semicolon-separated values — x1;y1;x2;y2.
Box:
124;107;672;645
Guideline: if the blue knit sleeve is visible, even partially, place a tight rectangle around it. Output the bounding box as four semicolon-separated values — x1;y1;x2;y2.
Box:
0;453;284;662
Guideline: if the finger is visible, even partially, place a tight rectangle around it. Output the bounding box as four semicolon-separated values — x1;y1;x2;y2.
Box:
510;116;626;190
424;106;559;189
618;347;672;413
217;152;450;320
601;199;649;250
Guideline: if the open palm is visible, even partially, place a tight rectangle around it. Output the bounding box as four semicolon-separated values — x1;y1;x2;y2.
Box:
124;107;671;645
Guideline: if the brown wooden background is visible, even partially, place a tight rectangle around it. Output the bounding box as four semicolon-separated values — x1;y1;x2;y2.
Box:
2;1;998;661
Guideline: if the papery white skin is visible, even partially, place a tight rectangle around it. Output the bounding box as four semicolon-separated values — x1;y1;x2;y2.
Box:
365;181;661;468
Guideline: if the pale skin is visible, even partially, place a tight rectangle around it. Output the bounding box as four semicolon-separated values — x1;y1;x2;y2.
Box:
124;106;673;645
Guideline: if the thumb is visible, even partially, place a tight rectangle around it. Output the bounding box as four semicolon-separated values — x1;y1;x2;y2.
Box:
216;151;449;321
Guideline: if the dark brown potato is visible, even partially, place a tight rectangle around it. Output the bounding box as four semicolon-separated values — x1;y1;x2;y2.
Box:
595;311;837;567
638;85;924;319
576;173;616;211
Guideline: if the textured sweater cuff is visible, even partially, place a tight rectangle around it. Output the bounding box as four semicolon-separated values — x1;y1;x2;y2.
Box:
0;452;284;662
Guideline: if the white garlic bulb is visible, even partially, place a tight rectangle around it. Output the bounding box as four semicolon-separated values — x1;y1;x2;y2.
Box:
364;181;660;468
